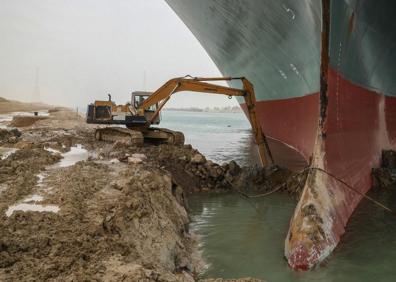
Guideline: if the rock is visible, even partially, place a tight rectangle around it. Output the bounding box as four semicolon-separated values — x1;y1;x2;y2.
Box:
199;165;208;173
382;150;396;168
128;157;143;164
179;155;187;162
372;150;396;189
10;128;22;137
131;153;147;160
8;136;18;143
209;165;223;178
228;160;240;176
372;168;396;189
191;153;206;164
224;172;234;183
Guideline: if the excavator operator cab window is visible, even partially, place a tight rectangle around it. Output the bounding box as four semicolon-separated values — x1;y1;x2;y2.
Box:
133;95;145;108
133;94;157;112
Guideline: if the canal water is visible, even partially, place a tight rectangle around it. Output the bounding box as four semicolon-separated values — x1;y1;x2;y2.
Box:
161;110;396;281
159;110;259;166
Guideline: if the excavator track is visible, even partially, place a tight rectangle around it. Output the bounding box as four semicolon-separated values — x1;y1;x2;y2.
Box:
143;127;185;146
157;128;185;146
95;127;144;146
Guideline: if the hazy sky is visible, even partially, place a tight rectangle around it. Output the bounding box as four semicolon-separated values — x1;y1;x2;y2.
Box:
0;0;239;108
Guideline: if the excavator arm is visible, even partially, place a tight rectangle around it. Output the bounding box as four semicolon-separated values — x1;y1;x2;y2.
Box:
139;76;274;167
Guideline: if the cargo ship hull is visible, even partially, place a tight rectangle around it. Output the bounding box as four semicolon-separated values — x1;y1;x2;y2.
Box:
166;0;396;269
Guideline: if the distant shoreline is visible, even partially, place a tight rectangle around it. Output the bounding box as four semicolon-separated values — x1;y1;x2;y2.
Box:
164;106;242;113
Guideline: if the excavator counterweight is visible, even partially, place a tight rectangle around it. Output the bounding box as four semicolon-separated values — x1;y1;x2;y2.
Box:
86;76;273;167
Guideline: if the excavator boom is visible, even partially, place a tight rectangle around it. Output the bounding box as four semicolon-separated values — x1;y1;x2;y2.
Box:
139;77;244;111
138;76;273;167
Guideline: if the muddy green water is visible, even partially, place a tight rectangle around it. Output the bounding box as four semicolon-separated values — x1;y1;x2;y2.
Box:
161;110;396;281
188;192;396;281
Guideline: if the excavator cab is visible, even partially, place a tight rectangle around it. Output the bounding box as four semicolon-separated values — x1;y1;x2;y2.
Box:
86;91;160;127
131;91;160;125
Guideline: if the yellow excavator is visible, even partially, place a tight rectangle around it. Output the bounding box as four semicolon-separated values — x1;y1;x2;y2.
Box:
86;76;272;166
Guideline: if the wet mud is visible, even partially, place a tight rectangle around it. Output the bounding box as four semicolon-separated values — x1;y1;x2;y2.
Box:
0;106;295;281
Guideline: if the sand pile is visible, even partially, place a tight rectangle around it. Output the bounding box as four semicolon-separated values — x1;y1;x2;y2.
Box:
10;116;48;127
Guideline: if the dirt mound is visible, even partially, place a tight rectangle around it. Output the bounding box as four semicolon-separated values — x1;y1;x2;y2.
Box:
0;97;8;102
0;157;198;281
96;142;303;198
10;116;48;127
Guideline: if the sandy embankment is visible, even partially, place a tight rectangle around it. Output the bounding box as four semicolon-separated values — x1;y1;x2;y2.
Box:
0;98;300;281
0;97;52;113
